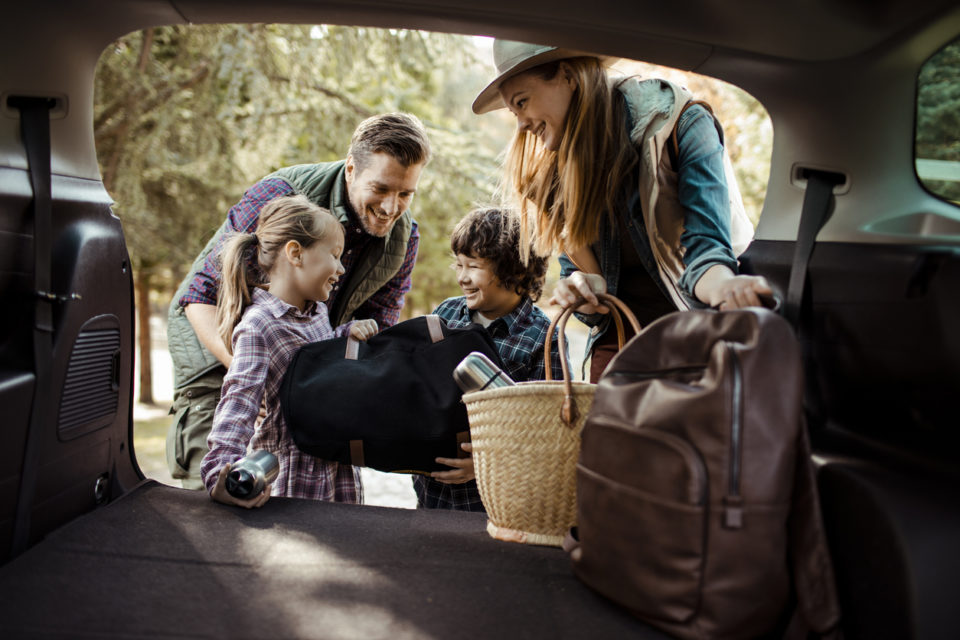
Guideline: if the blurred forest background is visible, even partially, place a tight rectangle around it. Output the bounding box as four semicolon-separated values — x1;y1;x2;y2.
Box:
93;24;774;406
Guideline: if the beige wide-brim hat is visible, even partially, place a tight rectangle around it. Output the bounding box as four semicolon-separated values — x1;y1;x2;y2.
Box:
472;39;613;114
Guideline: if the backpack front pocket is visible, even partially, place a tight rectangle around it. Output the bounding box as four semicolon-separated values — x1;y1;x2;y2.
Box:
573;419;708;624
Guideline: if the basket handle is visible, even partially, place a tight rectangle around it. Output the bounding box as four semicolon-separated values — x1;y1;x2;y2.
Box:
544;292;641;425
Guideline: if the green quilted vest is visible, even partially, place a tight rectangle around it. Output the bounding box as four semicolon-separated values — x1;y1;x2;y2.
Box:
167;161;413;388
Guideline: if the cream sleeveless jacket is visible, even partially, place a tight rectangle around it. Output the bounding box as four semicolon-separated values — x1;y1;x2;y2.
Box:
618;77;753;310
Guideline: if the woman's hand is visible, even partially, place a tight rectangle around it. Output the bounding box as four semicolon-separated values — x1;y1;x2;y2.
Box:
350;319;379;341
432;442;475;484
695;265;774;310
209;463;272;509
549;272;610;314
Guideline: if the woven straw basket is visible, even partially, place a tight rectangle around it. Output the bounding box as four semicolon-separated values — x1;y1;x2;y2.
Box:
464;293;639;547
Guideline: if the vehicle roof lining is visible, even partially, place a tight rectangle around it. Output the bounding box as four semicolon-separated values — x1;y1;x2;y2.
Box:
3;0;959;244
164;0;960;65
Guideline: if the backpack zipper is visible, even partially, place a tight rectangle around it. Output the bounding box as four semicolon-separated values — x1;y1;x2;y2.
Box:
723;342;744;529
609;354;744;527
606;365;706;381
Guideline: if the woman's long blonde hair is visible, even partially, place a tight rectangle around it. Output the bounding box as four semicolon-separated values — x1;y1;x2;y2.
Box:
499;57;638;261
215;194;341;353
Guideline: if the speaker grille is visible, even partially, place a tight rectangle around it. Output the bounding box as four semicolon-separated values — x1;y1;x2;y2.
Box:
58;326;121;439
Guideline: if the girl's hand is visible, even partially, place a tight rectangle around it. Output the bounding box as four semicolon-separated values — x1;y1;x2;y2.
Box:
350;319;378;341
549;272;610;314
209;463;272;509
432;442;475;484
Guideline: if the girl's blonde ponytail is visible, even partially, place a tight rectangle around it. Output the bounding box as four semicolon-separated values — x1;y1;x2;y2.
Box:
214;194;342;354
216;233;260;354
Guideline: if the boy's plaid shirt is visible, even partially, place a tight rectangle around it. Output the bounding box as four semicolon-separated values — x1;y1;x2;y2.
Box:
413;296;566;512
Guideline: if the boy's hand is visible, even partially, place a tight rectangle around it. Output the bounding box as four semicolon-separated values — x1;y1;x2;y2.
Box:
350;319;378;341
209;463;272;509
432;442;475;484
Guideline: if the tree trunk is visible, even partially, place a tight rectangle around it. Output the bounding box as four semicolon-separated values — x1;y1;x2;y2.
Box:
136;269;154;405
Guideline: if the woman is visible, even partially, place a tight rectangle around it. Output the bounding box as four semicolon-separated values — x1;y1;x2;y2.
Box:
473;39;773;381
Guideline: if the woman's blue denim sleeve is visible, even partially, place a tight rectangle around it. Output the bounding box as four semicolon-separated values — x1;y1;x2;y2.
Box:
557;252;606;327
558;252;577;279
675;105;739;304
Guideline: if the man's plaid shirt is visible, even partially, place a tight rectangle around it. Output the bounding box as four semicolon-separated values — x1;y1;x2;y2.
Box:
180;177;419;330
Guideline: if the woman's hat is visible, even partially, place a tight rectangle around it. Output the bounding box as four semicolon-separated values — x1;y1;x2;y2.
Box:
472;39;612;115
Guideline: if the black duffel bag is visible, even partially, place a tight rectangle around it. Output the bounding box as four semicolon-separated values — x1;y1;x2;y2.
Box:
279;314;504;473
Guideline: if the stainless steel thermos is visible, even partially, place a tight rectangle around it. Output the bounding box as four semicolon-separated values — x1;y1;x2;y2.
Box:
226;450;279;499
453;351;516;393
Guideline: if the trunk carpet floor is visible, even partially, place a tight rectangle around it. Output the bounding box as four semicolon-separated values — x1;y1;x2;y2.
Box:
0;480;666;639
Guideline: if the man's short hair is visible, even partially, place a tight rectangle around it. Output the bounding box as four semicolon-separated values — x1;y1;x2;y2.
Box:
451;207;548;301
348;112;431;171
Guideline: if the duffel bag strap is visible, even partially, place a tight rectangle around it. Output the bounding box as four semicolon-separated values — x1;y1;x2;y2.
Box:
344;314;446;359
345;340;360;360
348;430;470;468
350;440;365;467
425;314;444;343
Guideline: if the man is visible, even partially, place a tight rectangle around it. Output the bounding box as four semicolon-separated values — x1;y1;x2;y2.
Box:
165;112;431;489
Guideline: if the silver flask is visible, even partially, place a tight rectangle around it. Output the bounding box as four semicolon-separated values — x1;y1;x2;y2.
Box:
453;351;516;393
226;450;280;499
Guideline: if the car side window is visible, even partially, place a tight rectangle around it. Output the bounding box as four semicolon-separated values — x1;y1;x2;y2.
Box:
916;37;960;205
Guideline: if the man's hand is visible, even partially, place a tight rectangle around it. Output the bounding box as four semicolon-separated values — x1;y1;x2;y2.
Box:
209;463;272;508
350;319;379;341
432;442;475;484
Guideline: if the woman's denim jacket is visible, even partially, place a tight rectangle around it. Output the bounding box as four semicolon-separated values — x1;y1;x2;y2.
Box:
559;78;742;359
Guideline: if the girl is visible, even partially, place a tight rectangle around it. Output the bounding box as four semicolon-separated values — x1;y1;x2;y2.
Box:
200;194;378;508
473;40;773;381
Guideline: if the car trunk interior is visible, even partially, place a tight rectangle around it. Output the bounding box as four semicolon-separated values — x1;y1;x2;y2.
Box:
1;1;960;639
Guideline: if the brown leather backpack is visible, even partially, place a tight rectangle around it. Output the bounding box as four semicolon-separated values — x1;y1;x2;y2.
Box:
565;308;841;639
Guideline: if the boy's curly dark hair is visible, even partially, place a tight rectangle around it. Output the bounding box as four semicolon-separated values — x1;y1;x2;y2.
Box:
450;207;548;301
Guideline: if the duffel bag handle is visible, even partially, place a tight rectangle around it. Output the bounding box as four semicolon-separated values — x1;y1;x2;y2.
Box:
544;293;641;425
344;314;445;360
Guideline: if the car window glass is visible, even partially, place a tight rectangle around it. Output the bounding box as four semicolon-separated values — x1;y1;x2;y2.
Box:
916;37;960;205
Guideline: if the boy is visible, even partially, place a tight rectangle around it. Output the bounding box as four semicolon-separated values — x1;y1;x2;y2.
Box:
414;207;565;511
